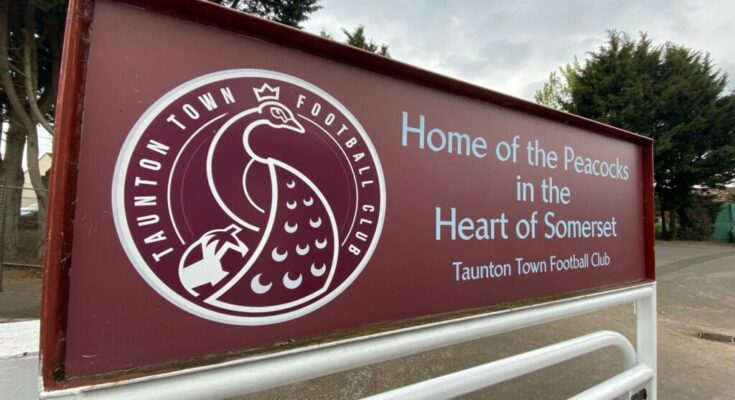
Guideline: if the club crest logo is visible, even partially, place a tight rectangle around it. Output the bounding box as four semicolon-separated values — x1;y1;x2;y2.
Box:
112;70;385;325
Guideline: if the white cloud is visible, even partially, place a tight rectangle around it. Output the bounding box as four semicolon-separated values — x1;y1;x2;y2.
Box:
303;0;735;100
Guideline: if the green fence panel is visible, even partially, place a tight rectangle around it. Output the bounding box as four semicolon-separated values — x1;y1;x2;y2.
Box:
711;203;734;243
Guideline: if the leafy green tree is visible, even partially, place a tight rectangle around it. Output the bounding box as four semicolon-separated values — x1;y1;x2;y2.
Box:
212;0;321;28
341;25;390;57
534;67;573;110
678;193;721;240
0;0;64;256
536;31;735;238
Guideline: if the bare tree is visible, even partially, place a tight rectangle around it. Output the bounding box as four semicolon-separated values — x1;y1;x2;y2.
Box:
0;0;63;256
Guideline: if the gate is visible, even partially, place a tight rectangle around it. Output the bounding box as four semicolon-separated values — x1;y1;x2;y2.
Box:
711;202;734;243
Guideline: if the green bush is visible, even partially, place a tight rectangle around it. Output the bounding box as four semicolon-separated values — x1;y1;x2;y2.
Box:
679;194;721;241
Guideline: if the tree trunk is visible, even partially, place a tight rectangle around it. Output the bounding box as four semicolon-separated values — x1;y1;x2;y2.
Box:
660;206;668;239
24;124;48;259
0;1;59;260
2;122;26;257
18;2;48;259
669;206;678;239
677;208;689;239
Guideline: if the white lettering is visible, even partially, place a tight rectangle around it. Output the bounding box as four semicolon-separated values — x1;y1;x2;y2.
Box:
152;247;174;262
166;115;185;130
220;87;235;104
146;140;169;156
144;230;167;244
134;196;157;207
139;159;161;171
136;214;160;227
198;92;218;111
182;104;200;120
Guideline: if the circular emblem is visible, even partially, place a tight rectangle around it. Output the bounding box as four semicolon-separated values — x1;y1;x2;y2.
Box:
112;70;385;325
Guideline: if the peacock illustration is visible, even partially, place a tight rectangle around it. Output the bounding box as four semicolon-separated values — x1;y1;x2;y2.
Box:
179;83;339;312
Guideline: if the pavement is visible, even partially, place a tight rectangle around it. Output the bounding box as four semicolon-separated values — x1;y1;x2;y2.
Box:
239;241;735;400
654;242;735;400
0;267;42;322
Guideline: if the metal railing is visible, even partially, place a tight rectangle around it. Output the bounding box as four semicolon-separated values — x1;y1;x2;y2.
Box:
41;283;657;399
0;182;45;293
365;331;642;400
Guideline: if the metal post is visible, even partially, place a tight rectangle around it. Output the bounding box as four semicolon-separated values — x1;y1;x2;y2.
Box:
636;282;657;399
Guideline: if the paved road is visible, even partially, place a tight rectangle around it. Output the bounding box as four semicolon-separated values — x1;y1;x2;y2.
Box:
654;242;735;400
241;241;735;400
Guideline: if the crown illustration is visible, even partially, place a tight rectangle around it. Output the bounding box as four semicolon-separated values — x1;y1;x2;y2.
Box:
254;83;280;102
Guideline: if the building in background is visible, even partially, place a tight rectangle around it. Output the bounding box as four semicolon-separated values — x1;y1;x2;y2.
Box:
21;152;52;208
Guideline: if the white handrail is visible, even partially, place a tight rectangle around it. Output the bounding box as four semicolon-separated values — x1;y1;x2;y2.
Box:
41;283;656;400
569;364;654;400
364;330;637;400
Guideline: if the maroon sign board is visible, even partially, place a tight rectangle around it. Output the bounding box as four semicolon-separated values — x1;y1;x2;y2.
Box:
42;0;654;389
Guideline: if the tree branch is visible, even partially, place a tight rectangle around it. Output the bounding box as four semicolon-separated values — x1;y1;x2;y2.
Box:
22;2;54;135
0;0;34;131
38;16;60;117
0;0;48;216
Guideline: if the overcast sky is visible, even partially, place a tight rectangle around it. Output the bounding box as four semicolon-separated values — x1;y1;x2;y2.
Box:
303;0;735;101
29;1;735;157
